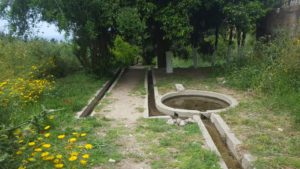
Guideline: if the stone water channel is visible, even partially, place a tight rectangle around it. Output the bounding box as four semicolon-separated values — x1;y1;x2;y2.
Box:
147;69;244;169
80;68;247;169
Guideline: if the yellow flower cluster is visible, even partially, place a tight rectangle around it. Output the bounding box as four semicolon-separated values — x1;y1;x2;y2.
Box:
0;76;53;108
13;120;93;169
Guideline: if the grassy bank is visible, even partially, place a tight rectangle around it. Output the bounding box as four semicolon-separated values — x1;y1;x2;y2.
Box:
0;37;122;169
0;70;122;169
154;69;300;169
136;119;220;169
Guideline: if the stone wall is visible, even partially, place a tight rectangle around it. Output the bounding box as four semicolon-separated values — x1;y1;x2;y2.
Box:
257;5;300;37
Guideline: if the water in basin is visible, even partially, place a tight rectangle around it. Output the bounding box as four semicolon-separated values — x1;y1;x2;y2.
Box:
163;95;229;111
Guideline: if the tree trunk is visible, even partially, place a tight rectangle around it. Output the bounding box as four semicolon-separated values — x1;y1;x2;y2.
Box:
237;29;242;61
153;21;169;68
239;31;247;62
192;47;198;68
241;32;246;47
212;26;219;66
90;32;112;75
156;41;167;68
227;27;234;64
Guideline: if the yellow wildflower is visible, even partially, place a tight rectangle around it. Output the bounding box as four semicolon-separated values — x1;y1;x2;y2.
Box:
16;151;22;155
80;159;87;165
48;115;55;120
18;140;24;143
68;156;77;161
54;163;64;168
14;129;21;135
31;152;36;156
82;154;90;159
68;138;77;143
80;133;87;137
45;155;55;161
41;152;49;157
28;158;36;162
28;142;35;146
71;152;79;156
42;143;51;148
85;144;93;150
37;137;43;141
44;125;50;130
44;133;50;138
18;166;26;169
34;148;42;152
57;134;65;139
56;154;63;159
20;146;26;150
53;159;60;164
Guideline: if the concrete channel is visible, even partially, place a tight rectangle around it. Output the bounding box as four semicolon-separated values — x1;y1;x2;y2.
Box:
147;68;254;169
77;67;254;169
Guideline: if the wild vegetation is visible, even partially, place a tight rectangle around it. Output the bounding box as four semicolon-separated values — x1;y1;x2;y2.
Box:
0;0;299;169
0;37;114;168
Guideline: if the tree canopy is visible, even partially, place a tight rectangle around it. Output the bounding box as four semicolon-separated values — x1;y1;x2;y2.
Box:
0;0;278;73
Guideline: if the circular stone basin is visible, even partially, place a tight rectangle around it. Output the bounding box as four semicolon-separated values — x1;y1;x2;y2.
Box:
156;90;238;117
163;95;230;112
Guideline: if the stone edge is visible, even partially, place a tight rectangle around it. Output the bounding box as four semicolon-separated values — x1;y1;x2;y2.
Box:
210;113;255;169
193;115;228;169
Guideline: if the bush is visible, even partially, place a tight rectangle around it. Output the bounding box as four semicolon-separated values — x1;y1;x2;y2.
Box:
224;34;300;122
111;35;141;66
0;36;80;124
0;110;93;169
0;37;79;81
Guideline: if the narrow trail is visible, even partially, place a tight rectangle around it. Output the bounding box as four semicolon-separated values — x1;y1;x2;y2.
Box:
94;68;151;169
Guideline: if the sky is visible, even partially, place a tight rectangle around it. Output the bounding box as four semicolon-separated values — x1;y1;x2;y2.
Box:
0;19;66;41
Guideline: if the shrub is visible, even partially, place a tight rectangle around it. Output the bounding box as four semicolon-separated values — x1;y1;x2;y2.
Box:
0;37;79;81
224;34;300;122
0;111;93;169
112;35;141;66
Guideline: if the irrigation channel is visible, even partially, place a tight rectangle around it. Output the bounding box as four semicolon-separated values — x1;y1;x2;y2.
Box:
147;68;243;169
79;68;123;117
82;67;243;169
147;70;164;116
202;117;242;169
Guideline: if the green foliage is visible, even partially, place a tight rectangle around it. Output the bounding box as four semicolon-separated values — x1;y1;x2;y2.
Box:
224;1;266;32
156;1;193;46
0;70;111;169
116;7;146;45
112;36;141;66
225;35;300;122
1;0;279;69
0;37;78;81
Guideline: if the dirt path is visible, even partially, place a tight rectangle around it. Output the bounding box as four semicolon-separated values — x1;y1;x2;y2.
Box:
93;68;151;169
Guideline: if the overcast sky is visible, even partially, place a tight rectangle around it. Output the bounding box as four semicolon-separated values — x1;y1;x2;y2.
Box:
0;19;66;41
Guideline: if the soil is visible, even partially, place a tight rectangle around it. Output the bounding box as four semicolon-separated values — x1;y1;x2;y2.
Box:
93;68;151;169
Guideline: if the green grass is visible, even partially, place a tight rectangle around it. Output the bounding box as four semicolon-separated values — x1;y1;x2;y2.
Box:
1;71;123;168
7;72;108;125
221;98;300;169
155;73;218;95
155;72;300;169
136;119;220;169
172;56;212;68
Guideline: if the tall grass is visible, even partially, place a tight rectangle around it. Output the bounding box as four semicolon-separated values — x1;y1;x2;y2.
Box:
224;35;300;122
0;36;79;81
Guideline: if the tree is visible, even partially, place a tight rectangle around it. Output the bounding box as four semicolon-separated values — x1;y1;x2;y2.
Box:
224;0;266;61
0;0;128;75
